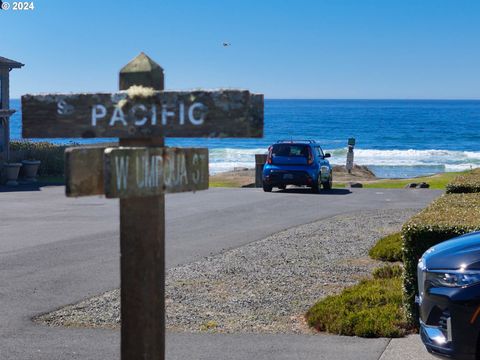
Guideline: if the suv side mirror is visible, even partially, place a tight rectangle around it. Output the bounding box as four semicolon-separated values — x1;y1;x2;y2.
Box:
324;153;331;158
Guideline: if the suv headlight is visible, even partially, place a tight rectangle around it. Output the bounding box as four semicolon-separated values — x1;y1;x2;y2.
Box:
427;270;480;288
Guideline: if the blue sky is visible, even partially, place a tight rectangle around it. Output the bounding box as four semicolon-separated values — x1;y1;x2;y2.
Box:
2;0;480;99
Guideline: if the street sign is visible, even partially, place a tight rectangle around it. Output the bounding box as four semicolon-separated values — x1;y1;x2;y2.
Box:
22;89;263;138
104;147;208;198
21;52;264;360
65;146;209;198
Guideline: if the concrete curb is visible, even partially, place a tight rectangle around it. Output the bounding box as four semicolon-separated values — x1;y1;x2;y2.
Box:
379;335;436;360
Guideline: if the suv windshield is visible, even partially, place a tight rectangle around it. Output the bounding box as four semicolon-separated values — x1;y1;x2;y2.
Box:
272;144;309;158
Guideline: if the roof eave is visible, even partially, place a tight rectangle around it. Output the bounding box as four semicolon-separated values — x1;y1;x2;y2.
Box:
9;62;24;69
0;56;24;69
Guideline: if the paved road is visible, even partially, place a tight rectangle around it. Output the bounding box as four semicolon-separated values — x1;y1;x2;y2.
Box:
0;186;441;359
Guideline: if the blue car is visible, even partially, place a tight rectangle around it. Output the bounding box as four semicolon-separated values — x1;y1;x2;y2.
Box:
262;140;332;193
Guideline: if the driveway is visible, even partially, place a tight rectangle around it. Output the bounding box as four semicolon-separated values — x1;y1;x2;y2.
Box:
0;186;440;359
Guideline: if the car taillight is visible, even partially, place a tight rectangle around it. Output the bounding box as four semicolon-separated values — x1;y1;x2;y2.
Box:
267;146;272;164
308;148;313;165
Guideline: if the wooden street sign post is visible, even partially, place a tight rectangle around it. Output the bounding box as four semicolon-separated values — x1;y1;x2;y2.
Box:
21;52;264;360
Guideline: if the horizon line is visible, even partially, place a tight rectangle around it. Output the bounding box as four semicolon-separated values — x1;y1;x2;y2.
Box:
9;97;480;102
265;97;480;101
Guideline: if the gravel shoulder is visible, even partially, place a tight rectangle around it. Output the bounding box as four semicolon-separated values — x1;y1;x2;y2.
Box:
36;209;417;334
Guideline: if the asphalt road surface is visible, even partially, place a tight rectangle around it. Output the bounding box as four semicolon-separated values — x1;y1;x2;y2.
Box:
0;186;441;360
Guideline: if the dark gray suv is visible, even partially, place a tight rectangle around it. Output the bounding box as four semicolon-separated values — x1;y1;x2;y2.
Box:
418;231;480;359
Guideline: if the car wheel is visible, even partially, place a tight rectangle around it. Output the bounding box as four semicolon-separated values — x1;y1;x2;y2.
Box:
263;183;273;192
322;174;333;190
311;177;320;193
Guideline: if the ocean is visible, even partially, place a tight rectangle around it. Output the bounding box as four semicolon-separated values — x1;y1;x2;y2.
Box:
9;99;480;178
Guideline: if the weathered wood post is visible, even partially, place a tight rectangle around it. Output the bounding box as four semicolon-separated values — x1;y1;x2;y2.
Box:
255;153;267;187
346;137;355;174
118;53;165;360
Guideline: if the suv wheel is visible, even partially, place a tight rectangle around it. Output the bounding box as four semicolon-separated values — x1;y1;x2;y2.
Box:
263;183;273;192
311;177;320;193
322;174;333;190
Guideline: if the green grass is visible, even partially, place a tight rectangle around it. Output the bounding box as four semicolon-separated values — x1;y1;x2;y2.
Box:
362;171;467;190
373;263;403;279
369;232;403;262
306;274;407;338
209;180;243;187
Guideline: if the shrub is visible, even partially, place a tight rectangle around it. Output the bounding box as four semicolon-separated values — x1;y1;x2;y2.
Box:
369;232;403;262
402;193;480;326
446;169;480;194
373;264;403;279
9;141;71;176
306;277;407;338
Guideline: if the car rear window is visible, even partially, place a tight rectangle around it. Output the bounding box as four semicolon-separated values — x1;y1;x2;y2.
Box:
272;144;309;158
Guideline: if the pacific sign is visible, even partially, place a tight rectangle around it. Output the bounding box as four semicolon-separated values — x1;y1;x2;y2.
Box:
22;89;263;138
89;102;207;127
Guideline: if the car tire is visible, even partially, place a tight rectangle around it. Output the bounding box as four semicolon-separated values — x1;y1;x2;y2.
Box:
263;183;273;192
311;177;320;193
322;174;333;190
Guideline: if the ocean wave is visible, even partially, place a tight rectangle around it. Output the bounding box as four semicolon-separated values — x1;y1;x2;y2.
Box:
209;148;266;174
208;147;480;175
336;149;480;168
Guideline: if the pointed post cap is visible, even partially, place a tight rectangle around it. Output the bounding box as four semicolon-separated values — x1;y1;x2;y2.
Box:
119;52;164;90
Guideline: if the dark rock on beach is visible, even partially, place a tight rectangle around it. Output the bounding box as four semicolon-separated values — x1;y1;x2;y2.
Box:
404;182;430;189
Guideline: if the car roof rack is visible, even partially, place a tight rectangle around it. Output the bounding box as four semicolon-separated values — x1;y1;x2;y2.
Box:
276;139;317;144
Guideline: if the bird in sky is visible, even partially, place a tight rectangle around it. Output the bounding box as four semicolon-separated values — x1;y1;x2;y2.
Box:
222;42;231;47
